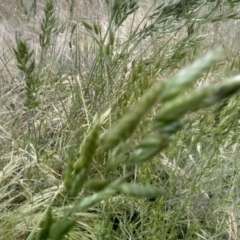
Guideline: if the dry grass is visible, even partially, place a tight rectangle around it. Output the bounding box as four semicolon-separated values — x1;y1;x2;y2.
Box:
1;1;240;239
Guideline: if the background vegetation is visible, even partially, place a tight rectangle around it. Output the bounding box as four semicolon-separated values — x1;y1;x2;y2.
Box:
1;0;240;239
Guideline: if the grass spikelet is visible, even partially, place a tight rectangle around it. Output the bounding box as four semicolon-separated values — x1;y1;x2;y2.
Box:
66;122;101;197
87;179;109;192
13;38;39;110
161;47;223;101
65;109;110;195
69;175;131;214
74;123;100;173
82;20;93;31
49;218;75;240
40;0;57;48
155;75;240;125
117;183;166;198
36;209;53;240
101;83;164;151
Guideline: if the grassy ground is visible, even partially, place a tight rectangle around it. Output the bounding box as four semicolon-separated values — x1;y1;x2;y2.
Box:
1;0;240;239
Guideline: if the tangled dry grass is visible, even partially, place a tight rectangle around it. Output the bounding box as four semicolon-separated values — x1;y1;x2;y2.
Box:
1;1;240;239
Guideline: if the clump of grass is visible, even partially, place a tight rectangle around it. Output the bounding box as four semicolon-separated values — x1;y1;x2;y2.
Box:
1;0;240;239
